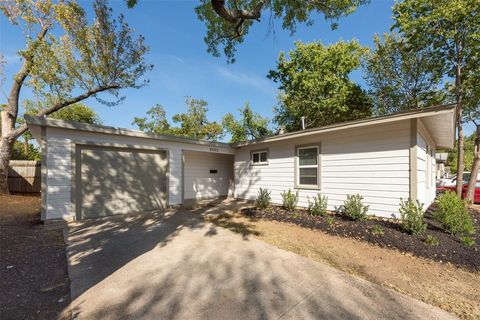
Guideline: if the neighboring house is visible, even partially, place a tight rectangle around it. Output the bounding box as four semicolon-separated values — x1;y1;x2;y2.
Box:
25;104;455;221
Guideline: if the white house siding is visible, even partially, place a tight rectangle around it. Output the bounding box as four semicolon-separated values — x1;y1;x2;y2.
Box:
43;127;233;220
183;151;234;200
234;120;411;218
416;120;437;207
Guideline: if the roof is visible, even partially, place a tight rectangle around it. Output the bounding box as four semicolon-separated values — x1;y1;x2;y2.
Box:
24;115;231;148
232;104;457;149
25;103;456;150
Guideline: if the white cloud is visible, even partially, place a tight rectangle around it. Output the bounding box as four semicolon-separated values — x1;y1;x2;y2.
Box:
215;66;276;96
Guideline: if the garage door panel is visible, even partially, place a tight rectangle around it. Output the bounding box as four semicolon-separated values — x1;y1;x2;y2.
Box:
79;147;167;219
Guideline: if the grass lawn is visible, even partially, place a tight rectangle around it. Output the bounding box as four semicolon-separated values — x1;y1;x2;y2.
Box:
205;207;480;320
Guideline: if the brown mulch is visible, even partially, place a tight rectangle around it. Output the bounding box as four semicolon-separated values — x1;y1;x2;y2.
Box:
0;195;70;320
242;205;480;271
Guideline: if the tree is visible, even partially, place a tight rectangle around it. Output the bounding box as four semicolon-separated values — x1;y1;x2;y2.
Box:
222;102;272;143
392;0;480;197
0;0;152;194
363;33;447;115
447;133;476;174
132;104;171;135
171;97;223;141
268;40;372;132
133;98;223;141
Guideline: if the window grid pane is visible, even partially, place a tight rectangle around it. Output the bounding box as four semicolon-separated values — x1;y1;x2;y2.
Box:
299;147;318;166
260;152;267;162
252;153;259;163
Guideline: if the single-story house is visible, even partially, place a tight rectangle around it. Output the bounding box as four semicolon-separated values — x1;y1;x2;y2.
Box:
25;104;456;221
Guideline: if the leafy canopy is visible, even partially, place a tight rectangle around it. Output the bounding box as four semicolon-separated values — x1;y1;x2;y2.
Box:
363;33;447;115
268;40;372;132
132;98;223;141
1;0;152;111
222;102;272;143
193;0;369;63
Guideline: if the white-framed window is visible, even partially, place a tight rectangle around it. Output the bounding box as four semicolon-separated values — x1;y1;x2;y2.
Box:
296;145;320;188
251;150;268;165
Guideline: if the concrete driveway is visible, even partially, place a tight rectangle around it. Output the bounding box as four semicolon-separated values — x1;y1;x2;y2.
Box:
65;202;455;320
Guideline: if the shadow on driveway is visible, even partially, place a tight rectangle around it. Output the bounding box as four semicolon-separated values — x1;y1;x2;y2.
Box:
66;200;455;320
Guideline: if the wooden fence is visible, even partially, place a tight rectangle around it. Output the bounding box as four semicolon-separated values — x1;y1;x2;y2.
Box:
8;160;41;193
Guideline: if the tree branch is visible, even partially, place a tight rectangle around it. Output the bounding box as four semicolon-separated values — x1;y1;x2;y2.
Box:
211;0;265;23
9;84;120;139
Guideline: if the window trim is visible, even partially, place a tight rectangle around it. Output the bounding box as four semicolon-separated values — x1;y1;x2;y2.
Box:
250;149;269;166
295;144;321;189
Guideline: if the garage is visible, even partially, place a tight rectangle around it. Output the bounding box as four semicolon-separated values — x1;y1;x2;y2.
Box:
183;150;234;201
75;145;168;219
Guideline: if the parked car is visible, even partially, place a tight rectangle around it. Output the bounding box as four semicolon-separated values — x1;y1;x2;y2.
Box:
436;172;471;188
436;179;480;204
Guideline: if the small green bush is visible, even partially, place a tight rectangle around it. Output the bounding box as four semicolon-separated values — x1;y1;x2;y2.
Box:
399;198;427;235
461;236;476;247
308;194;328;216
370;225;384;236
424;234;439;246
435;191;475;236
281;189;299;211
325;217;335;227
255;188;271;209
341;194;369;221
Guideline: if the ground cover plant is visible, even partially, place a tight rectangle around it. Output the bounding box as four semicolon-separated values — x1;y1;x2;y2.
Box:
242;202;480;270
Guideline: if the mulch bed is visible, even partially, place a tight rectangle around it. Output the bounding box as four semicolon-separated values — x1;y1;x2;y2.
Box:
242;204;480;271
0;195;70;320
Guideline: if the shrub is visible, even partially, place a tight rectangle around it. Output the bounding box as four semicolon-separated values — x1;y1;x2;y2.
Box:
341;194;369;221
325;217;335;227
424;234;439;246
281;189;299;211
255;188;271;209
434;191;475;236
398;198;427;235
370;225;384;236
308;194;328;216
461;236;476;247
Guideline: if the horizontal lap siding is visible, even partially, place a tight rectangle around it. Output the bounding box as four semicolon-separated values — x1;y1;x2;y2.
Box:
234;121;411;218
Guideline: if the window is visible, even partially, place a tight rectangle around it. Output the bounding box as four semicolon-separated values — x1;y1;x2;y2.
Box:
297;146;319;187
251;150;268;165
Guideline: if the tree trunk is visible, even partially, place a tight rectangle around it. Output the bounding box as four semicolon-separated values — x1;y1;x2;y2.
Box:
0;111;15;194
454;61;464;197
465;125;479;202
23;137;28;156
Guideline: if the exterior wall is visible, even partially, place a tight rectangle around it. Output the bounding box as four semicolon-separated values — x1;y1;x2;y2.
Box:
183;151;234;200
43;127;233;220
234;120;411;218
416;120;437;207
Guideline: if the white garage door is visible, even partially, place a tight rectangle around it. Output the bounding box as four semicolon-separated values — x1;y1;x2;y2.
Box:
76;146;168;219
183;151;234;200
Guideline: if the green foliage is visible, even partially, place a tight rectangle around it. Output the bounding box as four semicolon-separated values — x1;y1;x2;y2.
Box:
1;0;152;108
255;188;271;209
424;235;439;246
392;0;480;122
370;225;384;236
307;194;328;216
222;102;272;143
132;98;223;141
280;189;298;211
268;40;372;132
11;141;41;161
325;216;335;227
194;0;368;63
435;191;475;236
448;133;476;173
398;198;427;235
461;236;476;247
363;33;447;115
132;104;171;135
340;194;369;221
46;103;102;124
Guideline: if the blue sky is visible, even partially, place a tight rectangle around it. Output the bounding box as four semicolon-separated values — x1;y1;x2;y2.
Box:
0;0;475;137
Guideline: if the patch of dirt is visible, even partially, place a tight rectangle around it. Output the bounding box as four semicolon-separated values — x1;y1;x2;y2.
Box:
0;195;70;320
206;211;480;319
242;205;480;271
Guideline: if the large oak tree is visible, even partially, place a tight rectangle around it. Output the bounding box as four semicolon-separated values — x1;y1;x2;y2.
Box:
0;0;152;194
